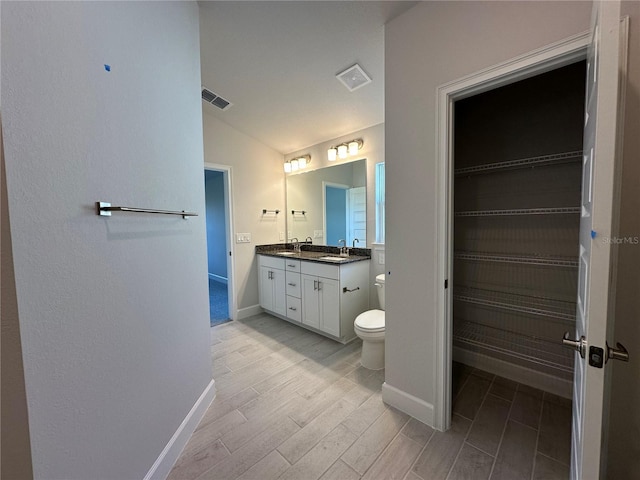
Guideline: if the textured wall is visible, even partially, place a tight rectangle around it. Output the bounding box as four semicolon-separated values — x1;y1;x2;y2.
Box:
607;2;640;477
1;2;212;478
202;113;285;315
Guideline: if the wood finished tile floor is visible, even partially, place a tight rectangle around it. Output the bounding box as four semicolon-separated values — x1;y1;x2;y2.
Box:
169;314;571;480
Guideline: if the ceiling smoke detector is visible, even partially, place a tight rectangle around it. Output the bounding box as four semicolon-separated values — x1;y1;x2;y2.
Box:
201;87;233;111
336;64;372;92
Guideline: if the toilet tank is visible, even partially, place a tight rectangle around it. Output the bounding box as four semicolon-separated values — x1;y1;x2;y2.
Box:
375;273;386;310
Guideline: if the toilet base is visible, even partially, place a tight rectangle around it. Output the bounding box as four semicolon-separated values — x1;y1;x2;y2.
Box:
360;338;385;370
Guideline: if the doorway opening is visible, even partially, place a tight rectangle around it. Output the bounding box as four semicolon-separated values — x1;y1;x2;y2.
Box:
204;165;234;326
435;33;591;434
323;182;367;247
448;59;586;474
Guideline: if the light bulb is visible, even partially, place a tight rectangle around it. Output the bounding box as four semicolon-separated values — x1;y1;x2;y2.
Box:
298;156;307;168
284;162;292;173
348;141;360;156
291;159;299;171
337;144;348;159
328;147;337;161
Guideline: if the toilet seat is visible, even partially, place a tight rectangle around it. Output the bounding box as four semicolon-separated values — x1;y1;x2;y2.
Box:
354;309;385;332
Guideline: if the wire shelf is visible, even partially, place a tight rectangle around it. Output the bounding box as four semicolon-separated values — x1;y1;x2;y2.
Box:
454;286;576;322
455;207;580;217
454;150;583;176
453;320;574;373
454;251;578;268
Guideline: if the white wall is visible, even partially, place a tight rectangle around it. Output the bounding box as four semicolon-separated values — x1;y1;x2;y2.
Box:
2;2;212;478
384;1;592;418
607;2;640;478
202;113;286;317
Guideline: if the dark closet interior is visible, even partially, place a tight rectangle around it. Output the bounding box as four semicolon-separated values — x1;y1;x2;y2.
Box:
452;61;587;392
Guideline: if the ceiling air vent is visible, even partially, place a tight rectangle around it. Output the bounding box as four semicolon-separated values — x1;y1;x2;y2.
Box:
201;87;233;111
336;64;372;92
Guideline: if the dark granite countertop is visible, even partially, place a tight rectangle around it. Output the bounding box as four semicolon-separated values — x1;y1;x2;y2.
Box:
256;243;371;264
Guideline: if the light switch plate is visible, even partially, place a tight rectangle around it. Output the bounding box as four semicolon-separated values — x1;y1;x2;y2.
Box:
236;233;251;243
279;232;285;241
314;230;323;238
378;252;385;265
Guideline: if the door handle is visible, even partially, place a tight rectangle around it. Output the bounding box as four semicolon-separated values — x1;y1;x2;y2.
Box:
606;341;629;363
317;281;322;291
313;280;317;290
288;282;296;287
562;332;586;358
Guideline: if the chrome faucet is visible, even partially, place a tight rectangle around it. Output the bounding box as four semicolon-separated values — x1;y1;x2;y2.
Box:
305;236;313;244
338;239;348;256
290;237;300;252
352;238;359;248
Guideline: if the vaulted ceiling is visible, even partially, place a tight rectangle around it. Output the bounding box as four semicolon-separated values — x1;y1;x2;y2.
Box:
198;1;418;154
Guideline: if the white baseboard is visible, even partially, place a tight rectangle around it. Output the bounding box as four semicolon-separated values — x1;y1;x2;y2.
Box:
144;379;216;480
382;382;434;427
237;304;263;320
208;273;228;285
453;347;573;399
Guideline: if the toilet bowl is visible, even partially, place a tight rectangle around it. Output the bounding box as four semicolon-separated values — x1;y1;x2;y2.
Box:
354;273;386;370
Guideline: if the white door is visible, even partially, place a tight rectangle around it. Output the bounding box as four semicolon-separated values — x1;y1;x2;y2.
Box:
568;1;626;478
348;186;366;246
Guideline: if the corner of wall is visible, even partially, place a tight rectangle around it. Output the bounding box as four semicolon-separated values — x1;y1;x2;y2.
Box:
381;382;434;427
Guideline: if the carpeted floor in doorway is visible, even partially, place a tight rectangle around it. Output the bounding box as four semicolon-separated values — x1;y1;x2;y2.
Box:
209;279;230;327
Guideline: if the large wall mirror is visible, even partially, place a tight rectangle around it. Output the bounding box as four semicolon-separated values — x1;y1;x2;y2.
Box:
286;159;366;247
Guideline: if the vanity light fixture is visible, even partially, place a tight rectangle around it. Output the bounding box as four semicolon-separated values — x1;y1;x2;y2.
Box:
284;154;311;173
327;138;363;161
348;139;363;155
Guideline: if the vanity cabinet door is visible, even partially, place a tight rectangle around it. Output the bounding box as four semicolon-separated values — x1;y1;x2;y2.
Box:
259;265;286;317
301;274;340;337
301;274;320;329
318;277;340;337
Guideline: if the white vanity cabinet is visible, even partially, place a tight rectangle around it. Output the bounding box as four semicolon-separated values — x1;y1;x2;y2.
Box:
258;254;370;343
258;256;286;317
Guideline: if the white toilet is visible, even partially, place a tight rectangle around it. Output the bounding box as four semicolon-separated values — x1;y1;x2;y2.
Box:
354;273;386;370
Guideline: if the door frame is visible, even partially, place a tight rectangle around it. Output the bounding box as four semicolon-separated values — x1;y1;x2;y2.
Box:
204;162;236;321
434;31;590;431
322;181;350;246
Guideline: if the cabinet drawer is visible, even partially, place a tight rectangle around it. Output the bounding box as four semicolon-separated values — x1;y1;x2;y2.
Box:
286;272;301;298
301;261;339;280
285;259;300;272
286;296;302;322
259;255;285;270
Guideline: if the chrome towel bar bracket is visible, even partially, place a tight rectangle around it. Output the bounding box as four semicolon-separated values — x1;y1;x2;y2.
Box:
96;202;197;219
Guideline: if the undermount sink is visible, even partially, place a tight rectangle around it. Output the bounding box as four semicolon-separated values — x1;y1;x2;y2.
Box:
277;251;297;256
318;256;349;262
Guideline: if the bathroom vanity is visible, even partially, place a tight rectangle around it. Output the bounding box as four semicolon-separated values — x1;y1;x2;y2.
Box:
257;246;370;343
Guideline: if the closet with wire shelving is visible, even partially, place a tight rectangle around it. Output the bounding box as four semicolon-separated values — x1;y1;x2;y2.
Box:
452;61;587;395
